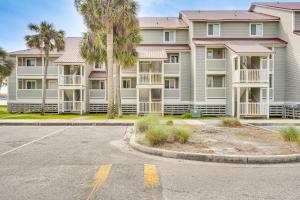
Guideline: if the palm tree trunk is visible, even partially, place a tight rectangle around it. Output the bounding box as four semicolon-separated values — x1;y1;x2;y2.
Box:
115;63;122;117
106;22;114;119
41;54;48;115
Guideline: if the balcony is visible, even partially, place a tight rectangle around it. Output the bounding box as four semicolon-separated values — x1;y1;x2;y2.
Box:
164;63;180;75
62;101;82;112
89;89;106;99
59;75;83;86
139;101;162;114
139;73;162;85
17;66;58;76
17;89;58;99
206;59;226;71
206;88;226;99
165;89;180;99
234;69;268;83
240;102;268;116
121;89;137;99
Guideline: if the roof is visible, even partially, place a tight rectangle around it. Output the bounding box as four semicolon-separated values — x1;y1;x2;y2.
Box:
137;44;190;60
294;31;300;36
54;37;85;64
89;71;106;79
10;47;61;56
251;2;300;11
193;38;287;46
226;44;272;54
180;10;279;21
139;17;188;29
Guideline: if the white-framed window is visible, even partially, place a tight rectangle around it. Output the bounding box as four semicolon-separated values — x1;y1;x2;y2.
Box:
165;78;177;89
25;80;37;89
164;31;176;43
250;23;263;37
207;49;225;59
122;79;131;89
207;23;220;37
25;58;36;67
94;63;105;70
165;53;179;63
207;75;225;88
47;80;57;89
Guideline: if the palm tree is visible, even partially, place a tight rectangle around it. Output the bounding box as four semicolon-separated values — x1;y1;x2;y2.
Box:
25;22;65;115
0;47;13;89
114;18;141;117
75;0;137;119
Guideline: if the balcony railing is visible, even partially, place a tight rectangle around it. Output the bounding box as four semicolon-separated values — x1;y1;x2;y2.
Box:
206;59;226;71
63;101;82;112
164;89;180;99
139;101;162;114
236;69;268;83
89;89;106;99
139;73;162;85
206;88;226;99
240;102;268;116
60;75;82;85
164;63;180;75
17;89;58;99
17;66;58;75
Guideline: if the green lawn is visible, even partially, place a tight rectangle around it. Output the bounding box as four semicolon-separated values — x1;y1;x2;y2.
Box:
0;105;219;120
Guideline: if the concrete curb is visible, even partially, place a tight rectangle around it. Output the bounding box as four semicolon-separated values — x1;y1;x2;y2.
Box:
0;122;134;126
248;123;300;126
129;133;300;164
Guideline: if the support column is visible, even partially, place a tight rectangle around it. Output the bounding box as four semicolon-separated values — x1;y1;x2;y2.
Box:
237;86;240;119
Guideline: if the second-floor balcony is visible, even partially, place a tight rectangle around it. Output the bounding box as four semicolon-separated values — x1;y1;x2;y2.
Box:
17;66;58;76
234;69;268;83
59;75;83;86
138;73;163;85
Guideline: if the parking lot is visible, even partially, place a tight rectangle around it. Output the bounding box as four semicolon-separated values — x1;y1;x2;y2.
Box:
0;126;300;200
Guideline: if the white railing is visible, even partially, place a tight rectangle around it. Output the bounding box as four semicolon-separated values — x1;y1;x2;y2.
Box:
239;69;268;83
89;89;106;99
240;102;268;116
139;73;162;85
60;75;82;85
63;101;82;112
17;66;58;75
139;101;162;113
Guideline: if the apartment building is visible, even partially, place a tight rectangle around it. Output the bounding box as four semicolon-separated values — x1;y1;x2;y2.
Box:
7;2;300;118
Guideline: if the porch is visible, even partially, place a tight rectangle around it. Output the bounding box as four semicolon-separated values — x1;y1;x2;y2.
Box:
59;89;85;114
137;88;163;115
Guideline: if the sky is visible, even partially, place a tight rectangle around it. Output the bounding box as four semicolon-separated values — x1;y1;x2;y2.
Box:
0;0;298;94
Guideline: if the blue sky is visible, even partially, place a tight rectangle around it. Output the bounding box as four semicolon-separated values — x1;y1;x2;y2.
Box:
0;0;299;52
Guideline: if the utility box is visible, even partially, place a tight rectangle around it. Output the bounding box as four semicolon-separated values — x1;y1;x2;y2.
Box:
190;109;202;118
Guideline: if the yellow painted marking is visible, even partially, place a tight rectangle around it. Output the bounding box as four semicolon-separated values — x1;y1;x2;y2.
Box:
144;164;160;189
86;164;112;200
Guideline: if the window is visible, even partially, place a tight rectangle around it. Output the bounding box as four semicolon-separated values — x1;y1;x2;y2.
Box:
91;80;105;89
26;58;36;66
207;49;225;59
25;80;36;89
165;79;177;89
250;23;263;36
100;80;105;90
94;63;105;70
164;31;175;43
47;80;57;89
207;76;225;88
165;53;179;63
207;24;220;36
122;79;131;89
269;74;273;88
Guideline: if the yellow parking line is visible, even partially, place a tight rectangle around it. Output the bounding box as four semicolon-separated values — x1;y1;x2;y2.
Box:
144;164;160;189
86;164;112;200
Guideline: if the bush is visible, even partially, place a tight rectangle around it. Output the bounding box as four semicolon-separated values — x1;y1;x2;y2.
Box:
220;118;242;127
166;120;174;126
182;112;192;119
146;125;168;146
168;126;192;144
280;126;299;142
137;115;160;132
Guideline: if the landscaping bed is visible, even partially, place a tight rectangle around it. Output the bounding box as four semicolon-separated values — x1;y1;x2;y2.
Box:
137;117;300;156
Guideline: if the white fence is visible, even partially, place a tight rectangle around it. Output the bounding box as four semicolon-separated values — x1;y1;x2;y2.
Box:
238;69;268;83
63;101;82;112
139;73;162;85
240;102;268;116
139;101;162;114
60;75;82;85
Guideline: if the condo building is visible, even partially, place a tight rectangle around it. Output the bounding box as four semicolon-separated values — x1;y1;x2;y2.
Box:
7;2;300;118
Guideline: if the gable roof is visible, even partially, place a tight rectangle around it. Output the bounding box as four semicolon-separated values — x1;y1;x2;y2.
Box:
139;17;188;29
180;10;279;21
251;2;300;11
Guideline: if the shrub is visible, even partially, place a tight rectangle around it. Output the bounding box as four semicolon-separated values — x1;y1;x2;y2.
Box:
137;115;160;132
146;125;168;146
168;126;192;144
280;126;299;142
182;112;192;119
166;120;174;126
220;118;242;127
